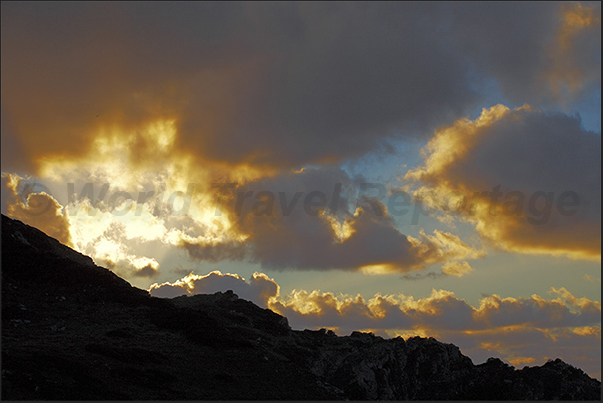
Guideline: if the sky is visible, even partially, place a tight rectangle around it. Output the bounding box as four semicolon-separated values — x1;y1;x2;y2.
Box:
1;2;601;379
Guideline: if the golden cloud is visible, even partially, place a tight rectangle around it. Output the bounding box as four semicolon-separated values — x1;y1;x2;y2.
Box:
406;105;601;261
2;173;72;247
151;270;601;379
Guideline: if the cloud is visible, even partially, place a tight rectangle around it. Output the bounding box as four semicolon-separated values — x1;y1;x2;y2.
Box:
266;281;601;379
1;173;72;246
1;2;599;380
451;2;601;105
132;264;159;278
0;104;33;174
441;325;601;381
149;270;279;307
3;3;597;176
149;270;601;379
274;285;601;379
4;145;486;274
269;285;600;335
3;163;483;277
542;2;601;103
2;3;596;273
0;175;171;280
71;216;163;280
441;261;474;277
401;271;445;281
406;105;601;261
0;3;468;172
172;167;483;272
473;288;601;329
0;127;258;282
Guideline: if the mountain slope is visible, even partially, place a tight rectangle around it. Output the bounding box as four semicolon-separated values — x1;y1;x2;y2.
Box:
2;214;601;400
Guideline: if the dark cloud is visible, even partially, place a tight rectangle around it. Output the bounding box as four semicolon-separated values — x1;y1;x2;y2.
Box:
179;240;247;263
406;105;601;260
450;2;601;104
177;166;482;271
402;271;446;281
133;264;159;278
1;104;33;174
4;3;596;174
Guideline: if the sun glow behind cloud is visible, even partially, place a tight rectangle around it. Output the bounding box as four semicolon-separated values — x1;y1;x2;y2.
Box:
2;118;267;278
1;1;600;380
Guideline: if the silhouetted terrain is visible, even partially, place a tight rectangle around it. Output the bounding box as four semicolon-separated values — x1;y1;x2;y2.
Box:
2;214;601;400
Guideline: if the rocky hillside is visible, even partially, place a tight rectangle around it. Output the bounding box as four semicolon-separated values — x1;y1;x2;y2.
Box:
2;214;601;400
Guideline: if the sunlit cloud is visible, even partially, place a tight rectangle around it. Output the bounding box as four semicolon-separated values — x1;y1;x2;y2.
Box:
441;261;474;277
1;173;72;246
151;270;601;379
406;105;601;261
149;270;279;308
0;0;599;382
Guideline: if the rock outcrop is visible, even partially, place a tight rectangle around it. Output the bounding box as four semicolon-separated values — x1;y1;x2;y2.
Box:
2;214;601;400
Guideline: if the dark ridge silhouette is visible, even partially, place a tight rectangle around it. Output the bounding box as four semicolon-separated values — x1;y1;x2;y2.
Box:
1;214;601;400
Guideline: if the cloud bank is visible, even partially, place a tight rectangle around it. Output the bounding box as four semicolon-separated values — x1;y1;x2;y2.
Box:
150;270;601;379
